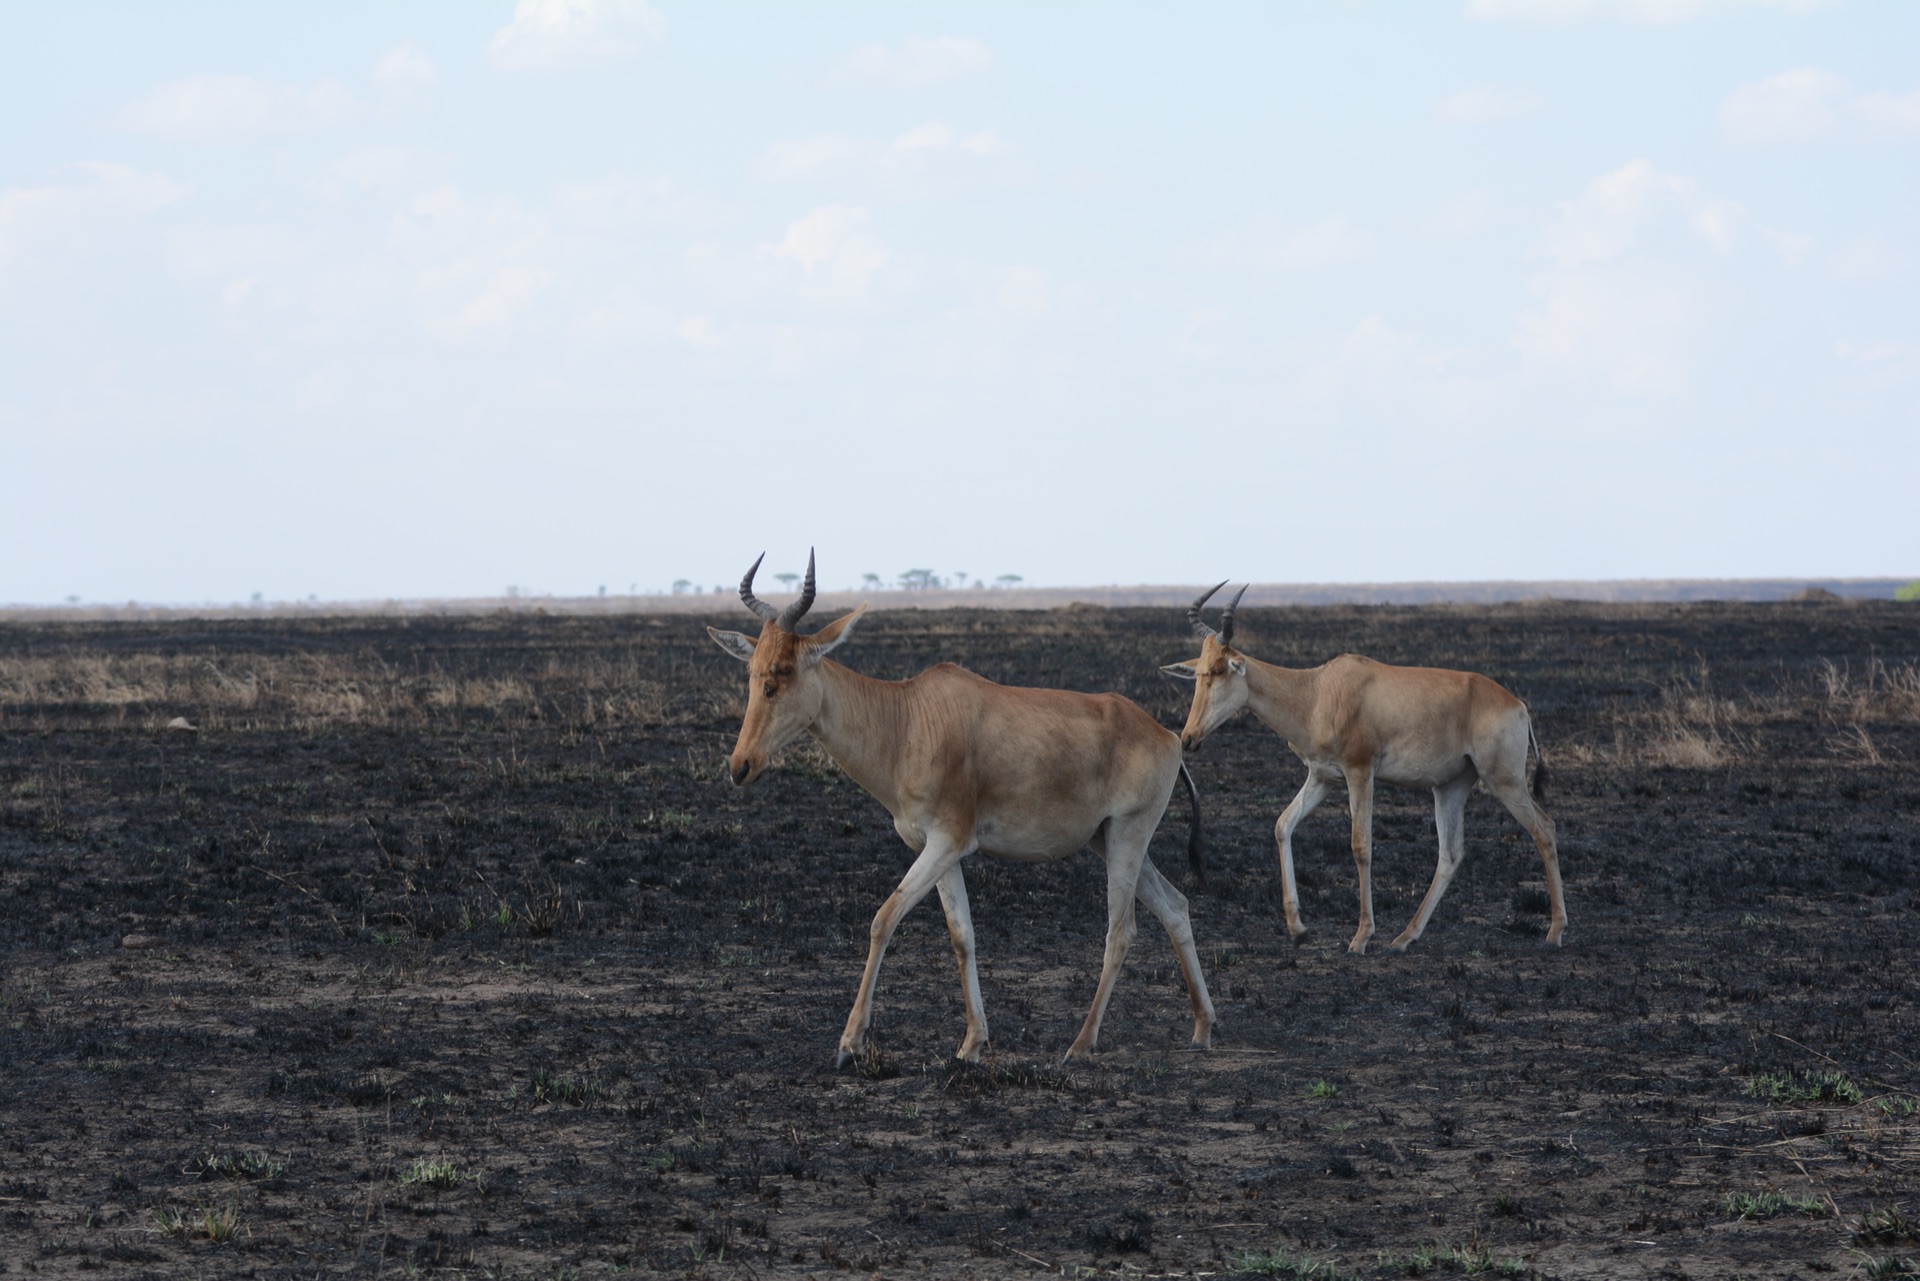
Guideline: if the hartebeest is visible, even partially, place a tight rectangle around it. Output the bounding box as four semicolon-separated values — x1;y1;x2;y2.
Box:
708;551;1216;1065
1163;584;1566;955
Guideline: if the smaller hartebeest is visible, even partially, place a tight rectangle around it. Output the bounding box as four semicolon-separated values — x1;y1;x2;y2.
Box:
709;551;1216;1065
1163;584;1566;954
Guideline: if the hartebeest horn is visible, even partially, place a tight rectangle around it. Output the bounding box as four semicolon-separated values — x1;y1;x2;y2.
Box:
776;548;817;632
739;553;781;622
1219;584;1249;645
1188;581;1228;640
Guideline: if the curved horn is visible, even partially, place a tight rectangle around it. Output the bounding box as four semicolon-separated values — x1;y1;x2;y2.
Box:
1219;583;1250;645
1187;581;1227;639
775;548;817;632
738;552;780;621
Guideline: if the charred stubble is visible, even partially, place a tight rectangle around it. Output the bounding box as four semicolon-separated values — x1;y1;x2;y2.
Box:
0;602;1916;1277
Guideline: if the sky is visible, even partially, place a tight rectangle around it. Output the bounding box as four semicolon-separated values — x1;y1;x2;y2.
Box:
1;0;1915;603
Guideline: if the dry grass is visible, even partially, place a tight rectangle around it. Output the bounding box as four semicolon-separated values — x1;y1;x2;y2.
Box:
0;649;714;734
1558;658;1918;770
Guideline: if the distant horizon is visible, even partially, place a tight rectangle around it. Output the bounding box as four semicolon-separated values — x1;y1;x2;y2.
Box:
6;573;1911;618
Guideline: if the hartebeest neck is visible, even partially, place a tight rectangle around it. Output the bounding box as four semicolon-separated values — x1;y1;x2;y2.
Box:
804;659;912;812
1239;652;1322;745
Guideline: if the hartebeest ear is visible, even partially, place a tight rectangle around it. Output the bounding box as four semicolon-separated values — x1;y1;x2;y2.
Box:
1160;662;1199;682
707;627;759;662
1227;657;1247;675
800;605;866;666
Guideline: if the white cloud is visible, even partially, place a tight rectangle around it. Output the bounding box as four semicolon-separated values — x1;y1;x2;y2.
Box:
551;174;728;232
488;0;666;71
1827;233;1912;283
763;205;891;298
1512;265;1696;394
1719;68;1920;147
0;163;184;266
373;43;437;105
1435;85;1541;124
119;46;434;145
753;122;1015;194
1182;216;1375;274
1511;159;1799;395
1416;190;1502;241
328;146;440;193
1466;0;1830;23
1533;158;1793;266
832;36;992;90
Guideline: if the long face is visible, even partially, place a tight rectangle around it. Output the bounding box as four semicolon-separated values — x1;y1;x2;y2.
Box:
712;622;824;785
1161;634;1248;752
708;607;863;786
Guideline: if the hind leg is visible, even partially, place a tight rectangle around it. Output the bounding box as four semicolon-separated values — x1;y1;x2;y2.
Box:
1131;858;1215;1049
1390;773;1475;952
1484;767;1567;947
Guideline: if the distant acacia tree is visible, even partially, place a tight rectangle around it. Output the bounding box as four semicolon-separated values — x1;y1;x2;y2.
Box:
899;568;940;591
671;579;692;595
774;572;800;590
995;574;1023;588
862;572;884;591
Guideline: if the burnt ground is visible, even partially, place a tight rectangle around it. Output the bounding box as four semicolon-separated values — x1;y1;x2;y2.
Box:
0;601;1917;1280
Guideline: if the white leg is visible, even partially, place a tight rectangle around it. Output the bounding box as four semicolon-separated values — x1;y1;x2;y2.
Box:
1273;771;1332;940
1344;766;1377;954
1065;821;1152;1061
936;865;989;1060
1391;774;1474;951
1131;858;1216;1049
836;833;975;1068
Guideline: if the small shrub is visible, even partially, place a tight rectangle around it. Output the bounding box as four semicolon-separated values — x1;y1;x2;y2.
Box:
1744;1070;1863;1106
1723;1189;1825;1220
1306;1079;1339;1101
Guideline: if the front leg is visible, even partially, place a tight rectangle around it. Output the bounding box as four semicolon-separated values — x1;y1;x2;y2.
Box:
836;833;974;1069
1344;765;1377;955
1273;771;1331;941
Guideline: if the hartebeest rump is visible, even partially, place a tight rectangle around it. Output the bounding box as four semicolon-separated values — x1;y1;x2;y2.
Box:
708;551;1216;1065
1163;583;1567;954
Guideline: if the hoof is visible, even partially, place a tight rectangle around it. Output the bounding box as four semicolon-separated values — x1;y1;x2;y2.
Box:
1387;937;1412;954
833;1048;855;1071
1288;928;1310;948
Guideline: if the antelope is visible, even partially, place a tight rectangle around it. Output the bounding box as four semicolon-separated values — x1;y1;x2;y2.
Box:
1163;583;1566;955
708;551;1216;1066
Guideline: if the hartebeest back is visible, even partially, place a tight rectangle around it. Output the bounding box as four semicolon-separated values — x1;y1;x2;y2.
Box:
709;551;1216;1065
1164;583;1567;954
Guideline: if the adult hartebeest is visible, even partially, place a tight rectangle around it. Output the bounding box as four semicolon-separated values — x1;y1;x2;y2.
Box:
708;551;1216;1066
1163;583;1566;955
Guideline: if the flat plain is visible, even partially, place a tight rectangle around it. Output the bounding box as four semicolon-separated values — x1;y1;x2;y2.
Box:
1;600;1916;1279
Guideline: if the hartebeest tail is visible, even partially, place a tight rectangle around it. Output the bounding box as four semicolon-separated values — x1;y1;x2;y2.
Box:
1166;582;1567;954
1528;723;1549;803
710;550;1217;1065
1179;761;1208;890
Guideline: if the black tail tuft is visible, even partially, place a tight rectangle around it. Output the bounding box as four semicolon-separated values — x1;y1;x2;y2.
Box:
1529;724;1549;802
1179;761;1209;890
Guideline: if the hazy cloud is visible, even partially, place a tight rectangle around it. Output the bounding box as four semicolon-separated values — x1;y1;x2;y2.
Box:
1467;0;1830;22
754;122;1014;195
763;205;891;298
488;0;666;72
832;36;992;89
1435;85;1540;124
120;46;434;144
1720;68;1920;146
0;164;184;266
1182;215;1376;274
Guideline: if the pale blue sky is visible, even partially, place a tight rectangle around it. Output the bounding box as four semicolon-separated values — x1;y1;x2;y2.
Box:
2;1;1914;602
